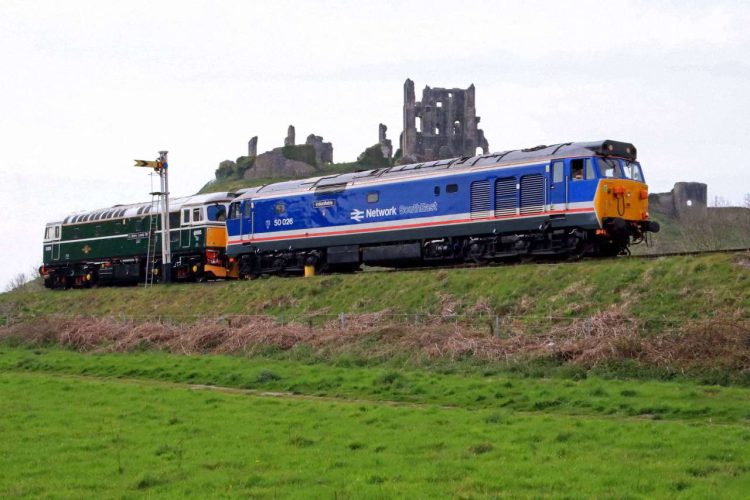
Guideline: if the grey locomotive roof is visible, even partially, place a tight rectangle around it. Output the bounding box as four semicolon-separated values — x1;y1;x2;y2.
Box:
233;139;636;202
58;191;237;225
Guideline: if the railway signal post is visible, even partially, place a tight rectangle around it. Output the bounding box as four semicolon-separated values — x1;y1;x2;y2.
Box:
134;151;172;284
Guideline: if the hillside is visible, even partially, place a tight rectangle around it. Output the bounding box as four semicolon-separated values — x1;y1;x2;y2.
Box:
632;205;750;254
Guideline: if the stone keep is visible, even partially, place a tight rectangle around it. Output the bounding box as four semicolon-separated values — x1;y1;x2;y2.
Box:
400;78;489;163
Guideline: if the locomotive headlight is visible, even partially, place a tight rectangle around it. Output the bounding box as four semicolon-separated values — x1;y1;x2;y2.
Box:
192;265;198;273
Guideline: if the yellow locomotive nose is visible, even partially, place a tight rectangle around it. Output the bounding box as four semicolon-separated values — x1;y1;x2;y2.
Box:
595;179;650;223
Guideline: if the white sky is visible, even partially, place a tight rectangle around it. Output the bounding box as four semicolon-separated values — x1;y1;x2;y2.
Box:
1;0;749;288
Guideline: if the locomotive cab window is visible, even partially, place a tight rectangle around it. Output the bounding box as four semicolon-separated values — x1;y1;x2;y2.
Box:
193;208;203;222
598;158;623;178
622;161;644;182
182;209;190;225
585;159;595;180
446;183;459;194
207;204;226;221
367;192;379;203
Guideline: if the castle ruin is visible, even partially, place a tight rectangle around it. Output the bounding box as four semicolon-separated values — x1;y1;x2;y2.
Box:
400;78;489;163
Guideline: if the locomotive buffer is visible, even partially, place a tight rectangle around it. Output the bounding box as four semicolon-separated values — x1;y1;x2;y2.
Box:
134;151;172;284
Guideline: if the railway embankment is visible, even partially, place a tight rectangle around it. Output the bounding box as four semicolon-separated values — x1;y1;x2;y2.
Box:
1;252;748;383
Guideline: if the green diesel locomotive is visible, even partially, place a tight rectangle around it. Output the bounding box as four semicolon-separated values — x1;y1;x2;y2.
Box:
40;192;237;288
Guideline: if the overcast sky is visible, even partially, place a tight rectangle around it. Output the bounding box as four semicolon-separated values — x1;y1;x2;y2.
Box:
1;0;749;288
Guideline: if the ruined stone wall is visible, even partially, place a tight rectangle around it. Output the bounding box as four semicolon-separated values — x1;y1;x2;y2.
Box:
378;123;393;159
649;182;708;219
305;134;333;165
400;78;489;163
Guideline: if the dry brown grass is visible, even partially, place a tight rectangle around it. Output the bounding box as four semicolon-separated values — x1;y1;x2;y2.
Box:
1;311;748;373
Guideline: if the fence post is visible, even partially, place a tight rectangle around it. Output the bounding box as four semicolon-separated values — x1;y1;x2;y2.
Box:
493;315;500;338
339;312;346;330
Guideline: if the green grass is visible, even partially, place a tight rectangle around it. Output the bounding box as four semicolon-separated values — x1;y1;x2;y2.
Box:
2;350;750;497
3;253;748;322
3;347;750;424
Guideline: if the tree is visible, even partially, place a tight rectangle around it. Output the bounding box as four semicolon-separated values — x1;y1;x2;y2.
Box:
4;272;28;292
357;144;390;168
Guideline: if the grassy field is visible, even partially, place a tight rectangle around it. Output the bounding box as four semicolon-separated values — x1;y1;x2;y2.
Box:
3;253;748;321
2;347;750;498
1;253;748;496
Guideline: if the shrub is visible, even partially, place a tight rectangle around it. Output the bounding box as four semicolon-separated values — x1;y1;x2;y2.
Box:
282;145;317;167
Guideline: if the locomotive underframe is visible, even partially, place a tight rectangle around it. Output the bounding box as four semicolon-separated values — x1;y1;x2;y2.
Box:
40;251;219;289
235;215;648;278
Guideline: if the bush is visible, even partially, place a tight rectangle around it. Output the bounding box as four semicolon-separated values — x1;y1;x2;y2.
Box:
215;160;236;180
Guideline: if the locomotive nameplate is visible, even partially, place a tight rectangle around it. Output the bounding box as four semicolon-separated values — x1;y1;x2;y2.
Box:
314;200;335;208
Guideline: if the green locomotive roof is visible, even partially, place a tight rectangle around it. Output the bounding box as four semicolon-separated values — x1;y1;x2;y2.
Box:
51;191;237;227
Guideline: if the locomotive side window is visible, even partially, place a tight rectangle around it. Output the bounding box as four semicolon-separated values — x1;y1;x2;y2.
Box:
570;159;584;180
367;192;379;203
169;212;180;227
228;202;241;220
192;208;203;222
54;226;60;239
552;161;563;183
244;202;252;217
434;186;440;196
446;184;459;194
182;209;190;225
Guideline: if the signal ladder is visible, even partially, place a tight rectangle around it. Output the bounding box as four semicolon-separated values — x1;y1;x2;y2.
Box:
144;188;165;288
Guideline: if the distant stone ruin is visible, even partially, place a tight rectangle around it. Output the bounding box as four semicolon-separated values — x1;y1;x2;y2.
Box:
240;126;333;180
378;124;393;160
400;78;489;163
305;134;333;165
650;182;708;219
284;125;296;147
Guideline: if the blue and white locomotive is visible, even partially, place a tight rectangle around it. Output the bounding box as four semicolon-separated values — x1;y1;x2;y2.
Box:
225;140;659;277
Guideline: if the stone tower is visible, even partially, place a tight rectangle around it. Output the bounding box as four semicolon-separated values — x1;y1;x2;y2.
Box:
400;78;489;163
